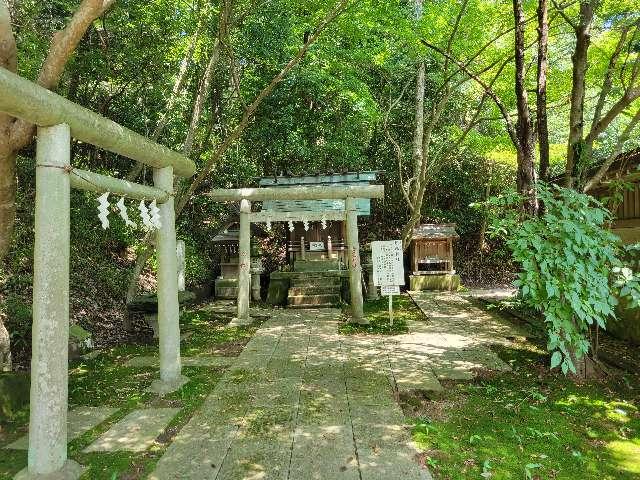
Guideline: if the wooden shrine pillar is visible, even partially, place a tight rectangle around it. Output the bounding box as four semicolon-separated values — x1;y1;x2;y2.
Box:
25;123;82;479
236;199;252;324
150;166;186;394
345;197;366;323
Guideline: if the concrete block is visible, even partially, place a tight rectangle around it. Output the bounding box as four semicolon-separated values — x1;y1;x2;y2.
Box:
6;406;117;450
409;274;460;291
14;460;85;480
84;408;180;452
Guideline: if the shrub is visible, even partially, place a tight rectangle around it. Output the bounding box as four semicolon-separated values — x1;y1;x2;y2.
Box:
481;183;640;374
1;295;32;354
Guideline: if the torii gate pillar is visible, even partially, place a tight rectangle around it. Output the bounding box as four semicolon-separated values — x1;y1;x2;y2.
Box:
234;199;252;324
346;197;367;324
19;124;83;479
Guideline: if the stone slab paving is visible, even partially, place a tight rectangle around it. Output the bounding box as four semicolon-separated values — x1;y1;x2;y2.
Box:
84;408;179;453
5;406;117;450
149;308;432;480
124;355;234;368
403;291;525;382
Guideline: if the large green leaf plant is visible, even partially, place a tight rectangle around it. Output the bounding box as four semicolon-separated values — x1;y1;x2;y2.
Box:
482;183;640;374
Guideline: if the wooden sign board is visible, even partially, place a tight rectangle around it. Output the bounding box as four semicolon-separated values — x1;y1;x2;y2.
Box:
371;240;405;286
309;241;325;251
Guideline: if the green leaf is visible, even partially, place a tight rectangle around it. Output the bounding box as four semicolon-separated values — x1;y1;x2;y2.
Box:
550;351;562;369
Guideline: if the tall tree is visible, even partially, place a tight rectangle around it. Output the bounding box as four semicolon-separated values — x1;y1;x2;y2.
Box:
0;0;116;371
125;0;351;300
563;0;596;188
513;0;537;212
554;0;640;189
536;0;550;181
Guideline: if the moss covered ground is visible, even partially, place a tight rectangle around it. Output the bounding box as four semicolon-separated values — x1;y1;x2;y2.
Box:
406;333;640;479
0;304;260;480
338;294;423;335
2;298;639;480
345;294;640;479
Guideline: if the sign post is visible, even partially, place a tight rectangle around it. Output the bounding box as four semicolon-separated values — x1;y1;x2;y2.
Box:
371;240;404;326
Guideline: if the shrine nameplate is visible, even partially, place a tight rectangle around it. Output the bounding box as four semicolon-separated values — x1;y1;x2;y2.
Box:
309;242;325;251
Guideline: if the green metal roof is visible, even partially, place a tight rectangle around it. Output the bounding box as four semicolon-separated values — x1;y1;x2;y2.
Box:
258;172;377;216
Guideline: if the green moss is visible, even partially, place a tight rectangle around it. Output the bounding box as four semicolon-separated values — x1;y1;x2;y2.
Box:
339;294;423;335
0;302;256;480
410;344;640;479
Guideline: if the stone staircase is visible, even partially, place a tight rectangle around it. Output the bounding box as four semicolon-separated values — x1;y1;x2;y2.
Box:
287;272;343;308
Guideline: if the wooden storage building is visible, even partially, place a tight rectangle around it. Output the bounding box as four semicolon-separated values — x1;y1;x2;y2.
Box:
409;223;459;275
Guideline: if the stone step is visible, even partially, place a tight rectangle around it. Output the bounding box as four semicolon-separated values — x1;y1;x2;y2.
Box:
288;286;340;296
288;294;341;307
291;276;343;287
288;303;336;309
294;259;341;272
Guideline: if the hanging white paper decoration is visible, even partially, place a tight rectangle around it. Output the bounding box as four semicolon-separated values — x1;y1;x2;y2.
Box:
321;215;327;230
138;200;154;229
288;220;294;232
97;192;110;229
303;220;309;231
149;200;162;229
116;197;136;228
266;219;272;231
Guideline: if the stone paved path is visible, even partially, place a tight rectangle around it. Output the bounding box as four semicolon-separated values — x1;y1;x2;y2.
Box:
404;291;526;381
5;406;117;450
149;308;432;480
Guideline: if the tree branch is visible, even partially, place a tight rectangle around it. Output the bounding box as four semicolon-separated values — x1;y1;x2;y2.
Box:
590;23;631;135
420;38;519;148
10;0;117;148
175;0;350;215
584;108;640;192
0;0;16;72
585;87;640;146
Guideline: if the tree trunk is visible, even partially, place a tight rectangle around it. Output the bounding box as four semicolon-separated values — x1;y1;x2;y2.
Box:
565;0;594;188
536;0;550;181
513;0;536;212
0;0;116;260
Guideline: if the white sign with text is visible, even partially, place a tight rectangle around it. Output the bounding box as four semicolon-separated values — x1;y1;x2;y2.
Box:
309;241;325;251
371;240;405;286
380;285;400;295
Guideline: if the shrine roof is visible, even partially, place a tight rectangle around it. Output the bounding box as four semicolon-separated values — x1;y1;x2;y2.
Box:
257;172;378;216
411;223;459;240
211;220;261;244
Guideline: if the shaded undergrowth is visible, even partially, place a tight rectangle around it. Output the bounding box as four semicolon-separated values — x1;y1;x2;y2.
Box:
407;338;640;480
338;294;422;335
0;302;262;480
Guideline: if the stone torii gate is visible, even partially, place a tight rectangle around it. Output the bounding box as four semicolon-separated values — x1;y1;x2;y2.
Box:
0;68;195;479
207;185;384;324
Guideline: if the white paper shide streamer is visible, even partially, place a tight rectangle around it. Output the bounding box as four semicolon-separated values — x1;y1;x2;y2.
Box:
288;220;294;232
97;192;110;229
321;216;327;230
116;197;136;227
303;219;309;231
266;219;272;231
149;200;162;229
138;200;154;229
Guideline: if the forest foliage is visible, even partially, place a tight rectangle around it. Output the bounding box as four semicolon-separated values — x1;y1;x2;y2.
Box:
0;0;639;369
